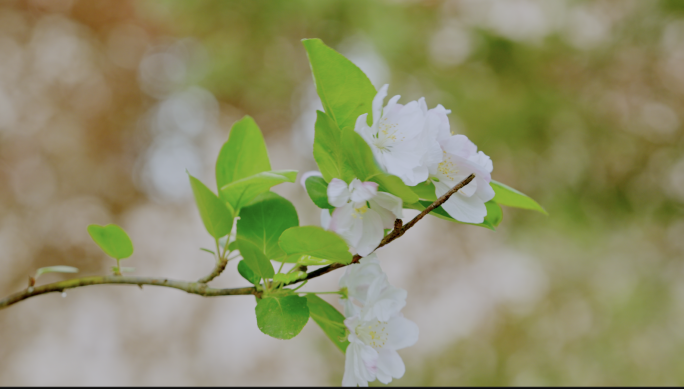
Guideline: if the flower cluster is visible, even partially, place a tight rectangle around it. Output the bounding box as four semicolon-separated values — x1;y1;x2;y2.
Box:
355;84;495;224
321;178;403;256
338;254;418;387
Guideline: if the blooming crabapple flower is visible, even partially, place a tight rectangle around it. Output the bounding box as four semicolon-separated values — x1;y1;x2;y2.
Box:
342;313;419;386
320;178;403;256
428;134;495;224
354;84;450;186
338;254;407;321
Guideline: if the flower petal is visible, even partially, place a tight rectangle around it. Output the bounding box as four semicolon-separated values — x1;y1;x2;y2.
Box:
343;342;377;387
349;179;378;203
441;191;488;224
371;192;403;219
386;315;420;350
328;178;351;207
320;209;332;230
355;210;384;256
372;84;389;125
376;349;406;384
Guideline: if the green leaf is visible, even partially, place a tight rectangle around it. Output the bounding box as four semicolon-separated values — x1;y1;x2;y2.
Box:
296;255;333;266
491;180;548;215
405;200;503;231
340;130;419;203
35;266;78;279
188;174;235;239
200;248;215;255
306;294;349;353
279;226;352;265
237;260;261;286
410;181;438;201
304;175;334;209
273;272;306;284
313;111;356;183
216;116;271;190
87;224;134;260
227;240;239;252
237;239;274;280
302;39;377;132
220;170;298;212
237;192;299;260
255;295;310;340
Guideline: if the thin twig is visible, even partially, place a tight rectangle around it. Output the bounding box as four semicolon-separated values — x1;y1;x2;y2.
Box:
0;174;475;310
284;174;476;286
197;257;229;284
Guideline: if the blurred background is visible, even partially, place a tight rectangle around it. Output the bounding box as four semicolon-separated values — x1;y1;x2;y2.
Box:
1;0;683;385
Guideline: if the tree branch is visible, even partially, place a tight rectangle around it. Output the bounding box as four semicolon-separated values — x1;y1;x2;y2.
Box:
0;276;257;310
197;257;228;284
0;174;475;311
285;174;476;286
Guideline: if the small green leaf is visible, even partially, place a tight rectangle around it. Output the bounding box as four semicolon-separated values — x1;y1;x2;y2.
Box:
237;239;274;280
410;181;438;201
255;295;310;340
200;248;215;255
306;294;349;353
491;180;548;215
279;226;352;265
405;200;503;231
238;260;261;286
87;224;134;260
216;116;271;190
313;111;356;183
302;39;377;132
220;170;298;212
273;272;306;284
296;255;333;266
237;192;299;260
189;175;235;239
227;240;239;252
305;175;334;209
35;266;79;279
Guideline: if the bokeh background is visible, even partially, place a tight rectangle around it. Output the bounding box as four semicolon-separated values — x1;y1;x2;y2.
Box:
1;0;683;385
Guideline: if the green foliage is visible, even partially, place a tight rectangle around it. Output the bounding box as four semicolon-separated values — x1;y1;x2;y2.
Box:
411;181;438;201
189;175;235;239
405;200;503;231
302;38;377;131
237;260;260;286
313;110;356;183
273;272;306;284
237;192;299;260
306;294;349;353
491;180;547;215
304;175;334;209
237;239;274;280
87;224;134;260
216;116;271;190
35;266;78;279
255;295;310;340
220;170;298;212
279;226;353;265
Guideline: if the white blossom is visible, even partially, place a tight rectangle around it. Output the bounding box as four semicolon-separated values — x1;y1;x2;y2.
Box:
354;84;449;186
428;134;495;223
338;254;407;321
321;178;403;256
342;312;419;386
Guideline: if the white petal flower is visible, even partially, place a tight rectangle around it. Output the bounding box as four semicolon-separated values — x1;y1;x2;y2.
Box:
428;134;495;224
338;254;407;321
342;313;419;386
324;178;403;256
354;84;450;186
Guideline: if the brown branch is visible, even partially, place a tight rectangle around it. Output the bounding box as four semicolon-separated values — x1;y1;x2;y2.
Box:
0;174;475;310
198;257;228;284
0;276;257;310
286;174;476;286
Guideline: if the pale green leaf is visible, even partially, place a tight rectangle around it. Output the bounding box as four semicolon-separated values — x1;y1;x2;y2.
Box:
237;192;299;260
306;294;349;353
216;116;271;190
302;39;376;131
35;266;79;279
313;110;355;183
273;272;306;284
304;175;333;209
491;180;548;215
220;170;298;212
405;200;503;231
279;226;352;265
238;260;260;286
87;224;134;260
255;295;310;340
237;239;274;280
189;174;235;239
